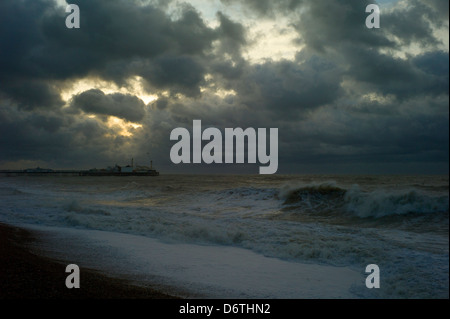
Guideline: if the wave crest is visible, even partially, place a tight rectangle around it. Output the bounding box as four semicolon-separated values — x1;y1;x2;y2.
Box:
279;182;449;218
344;186;449;218
65;200;111;216
279;181;347;205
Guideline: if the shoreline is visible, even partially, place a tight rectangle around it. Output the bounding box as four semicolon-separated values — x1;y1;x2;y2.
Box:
0;223;178;299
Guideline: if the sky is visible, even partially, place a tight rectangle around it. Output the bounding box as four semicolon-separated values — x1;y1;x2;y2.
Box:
0;0;448;174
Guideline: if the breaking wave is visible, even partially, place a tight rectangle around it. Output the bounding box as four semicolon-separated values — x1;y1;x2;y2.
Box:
279;182;449;218
280;182;346;205
0;186;26;196
344;186;449;218
65;200;111;216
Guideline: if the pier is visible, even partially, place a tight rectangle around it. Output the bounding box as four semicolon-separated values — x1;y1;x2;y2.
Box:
0;168;159;177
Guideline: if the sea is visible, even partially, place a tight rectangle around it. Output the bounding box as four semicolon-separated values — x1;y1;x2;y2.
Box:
0;174;448;298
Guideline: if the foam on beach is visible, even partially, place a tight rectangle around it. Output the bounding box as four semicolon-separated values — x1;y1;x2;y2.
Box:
22;224;363;299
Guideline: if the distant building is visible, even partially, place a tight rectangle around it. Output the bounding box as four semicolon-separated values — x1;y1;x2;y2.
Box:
25;167;53;173
121;165;133;173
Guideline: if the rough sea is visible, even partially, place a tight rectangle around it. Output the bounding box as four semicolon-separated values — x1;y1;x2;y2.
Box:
0;174;448;298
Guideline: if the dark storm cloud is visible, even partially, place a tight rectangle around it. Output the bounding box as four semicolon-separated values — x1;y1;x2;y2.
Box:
0;100;138;168
0;0;252;94
40;0;215;73
289;0;446;53
220;56;343;119
223;0;447;47
276;94;449;171
0;0;221;101
137;55;206;97
382;0;445;47
423;0;449;19
413;50;449;79
343;48;449;99
0;0;64;109
282;0;449;102
0;103;73;161
293;0;395;52
0;80;64;110
215;12;247;57
0;0;54;79
0;0;448;173
41;1;216;97
70;89;146;122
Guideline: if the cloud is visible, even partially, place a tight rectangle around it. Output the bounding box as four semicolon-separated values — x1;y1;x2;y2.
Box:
423;0;449;20
0;100;140;168
222;56;343;119
0;0;219;98
0;80;64;110
382;0;446;47
70;89;146;123
292;0;394;53
138;55;207;97
0;0;448;173
215;12;247;57
342;48;449;99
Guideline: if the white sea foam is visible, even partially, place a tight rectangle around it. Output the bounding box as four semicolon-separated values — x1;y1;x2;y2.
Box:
22;224;362;299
